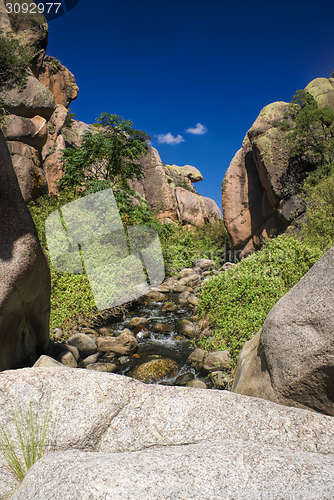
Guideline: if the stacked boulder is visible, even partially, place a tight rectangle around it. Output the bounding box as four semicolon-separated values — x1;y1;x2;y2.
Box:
0;2;79;201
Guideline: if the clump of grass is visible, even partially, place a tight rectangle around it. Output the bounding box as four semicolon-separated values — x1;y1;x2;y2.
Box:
196;235;322;363
0;400;51;498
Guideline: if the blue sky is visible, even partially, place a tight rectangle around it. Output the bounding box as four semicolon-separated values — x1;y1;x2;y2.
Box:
46;0;334;210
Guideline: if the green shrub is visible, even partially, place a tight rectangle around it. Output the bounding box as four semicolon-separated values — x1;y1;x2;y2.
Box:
0;29;31;91
196;235;322;363
162;220;230;274
28;189;97;330
299;170;334;251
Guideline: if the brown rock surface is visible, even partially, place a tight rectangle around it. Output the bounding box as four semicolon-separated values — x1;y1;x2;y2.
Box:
1;114;47;149
0;75;56;120
129;358;179;383
38;56;79;107
43;135;65;196
96;329;138;356
0;130;50;371
11;154;47;202
42;104;68;160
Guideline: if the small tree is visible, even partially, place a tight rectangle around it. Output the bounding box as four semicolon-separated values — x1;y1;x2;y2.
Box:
286;89;334;168
59;113;151;190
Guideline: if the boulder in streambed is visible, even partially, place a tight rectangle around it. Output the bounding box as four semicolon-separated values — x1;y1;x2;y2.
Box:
129;358;179;383
96;329;138;356
67;333;97;358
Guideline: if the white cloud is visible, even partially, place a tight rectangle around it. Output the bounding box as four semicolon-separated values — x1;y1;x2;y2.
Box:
185;123;207;135
156;133;185;145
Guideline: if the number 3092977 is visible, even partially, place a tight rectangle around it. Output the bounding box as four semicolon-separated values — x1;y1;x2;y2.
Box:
5;3;61;14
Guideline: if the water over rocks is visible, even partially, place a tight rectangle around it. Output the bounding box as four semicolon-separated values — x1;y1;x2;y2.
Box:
43;259;233;389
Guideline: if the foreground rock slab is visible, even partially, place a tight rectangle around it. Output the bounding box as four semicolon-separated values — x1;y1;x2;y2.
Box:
0;368;333;499
13;441;334;500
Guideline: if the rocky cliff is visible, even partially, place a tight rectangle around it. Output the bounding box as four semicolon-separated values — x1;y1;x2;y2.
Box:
0;0;79;202
0;4;221;226
222;76;334;255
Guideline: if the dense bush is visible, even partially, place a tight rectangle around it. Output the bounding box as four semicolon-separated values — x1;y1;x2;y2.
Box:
0;29;31;91
196;235;322;363
299;169;334;251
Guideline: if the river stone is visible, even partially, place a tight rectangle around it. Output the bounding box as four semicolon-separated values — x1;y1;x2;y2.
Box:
174;372;195;386
194;259;217;271
222;262;235;271
177;291;191;306
202;351;231;371
154;283;173;293
86;363;117;373
129;317;149;328
57;351;77;368
210;371;230;388
146;291;168;302
177;268;196;279
129;358;179;383
186;379;207;389
33;355;65;368
67;334;97;358
161;302;177;312
188;294;199;306
173;283;193;293
2;368;334;499
96;330;138;356
188;348;206;363
152;323;173;333
133;325;150;339
186;276;201;288
52;343;79;362
82;353;100;366
179;319;196;338
98;327;113;336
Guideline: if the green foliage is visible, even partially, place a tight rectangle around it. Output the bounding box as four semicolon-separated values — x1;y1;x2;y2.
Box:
62;109;77;130
28;189;98;329
0;400;51;497
162;221;230;274
45;56;63;73
287;90;334;165
278;89;334;197
0;29;31;91
299;169;334;251
59;113;150;190
174;180;196;193
196;235;322;363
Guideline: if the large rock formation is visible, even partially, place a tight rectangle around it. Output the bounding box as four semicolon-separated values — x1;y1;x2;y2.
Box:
1;368;334;498
38;55;79;107
0;130;50;371
232;244;334;416
130;146;222;225
0;5;78;202
222;76;334;255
